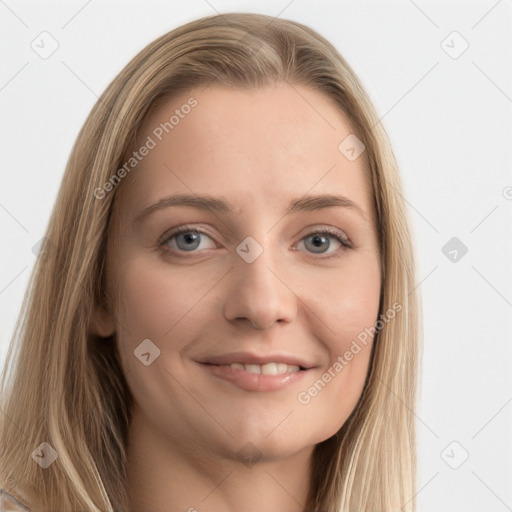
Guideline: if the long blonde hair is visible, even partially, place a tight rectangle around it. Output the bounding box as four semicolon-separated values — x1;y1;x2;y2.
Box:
0;12;421;512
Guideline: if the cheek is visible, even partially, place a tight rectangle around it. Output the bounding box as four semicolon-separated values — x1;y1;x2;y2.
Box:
115;256;211;340
302;252;381;347
294;255;380;438
112;256;218;385
320;256;380;379
111;257;219;424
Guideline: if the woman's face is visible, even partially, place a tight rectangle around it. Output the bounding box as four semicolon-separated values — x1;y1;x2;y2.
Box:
100;83;381;462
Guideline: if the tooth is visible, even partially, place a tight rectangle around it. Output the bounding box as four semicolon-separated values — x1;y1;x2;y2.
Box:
225;362;303;374
275;363;288;374
244;364;261;374
261;362;279;376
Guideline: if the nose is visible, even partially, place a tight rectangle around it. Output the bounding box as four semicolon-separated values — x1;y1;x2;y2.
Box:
223;245;297;330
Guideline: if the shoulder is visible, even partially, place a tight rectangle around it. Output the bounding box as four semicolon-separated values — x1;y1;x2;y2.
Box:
0;489;30;511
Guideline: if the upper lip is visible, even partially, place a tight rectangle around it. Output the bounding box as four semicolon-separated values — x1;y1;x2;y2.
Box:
198;351;315;370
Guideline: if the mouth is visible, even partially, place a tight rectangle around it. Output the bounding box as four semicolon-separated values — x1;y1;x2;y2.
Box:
197;361;314;392
205;361;307;374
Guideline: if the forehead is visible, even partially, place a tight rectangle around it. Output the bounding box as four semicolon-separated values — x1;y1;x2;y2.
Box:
117;83;373;222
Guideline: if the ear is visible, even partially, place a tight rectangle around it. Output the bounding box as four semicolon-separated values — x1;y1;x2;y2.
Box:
90;303;116;338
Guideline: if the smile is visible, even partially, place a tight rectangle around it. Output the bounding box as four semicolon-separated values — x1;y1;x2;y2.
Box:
198;362;312;392
222;362;301;375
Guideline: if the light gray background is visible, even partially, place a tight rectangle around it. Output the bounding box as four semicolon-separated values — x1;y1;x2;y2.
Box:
1;1;511;510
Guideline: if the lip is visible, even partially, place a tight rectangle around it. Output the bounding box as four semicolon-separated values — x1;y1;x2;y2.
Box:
198;362;313;392
197;351;315;369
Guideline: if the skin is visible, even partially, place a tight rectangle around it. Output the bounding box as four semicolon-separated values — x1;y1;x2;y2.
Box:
92;83;381;512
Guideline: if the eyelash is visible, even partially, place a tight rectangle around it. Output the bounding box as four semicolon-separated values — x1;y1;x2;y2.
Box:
157;224;353;259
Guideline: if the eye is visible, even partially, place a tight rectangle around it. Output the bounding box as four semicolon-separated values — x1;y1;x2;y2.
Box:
296;227;353;257
158;225;353;257
158;226;216;252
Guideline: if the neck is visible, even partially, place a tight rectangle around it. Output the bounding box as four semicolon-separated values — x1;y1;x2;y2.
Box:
126;406;313;512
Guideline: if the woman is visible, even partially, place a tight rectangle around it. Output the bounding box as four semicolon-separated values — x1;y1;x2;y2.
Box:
0;12;421;512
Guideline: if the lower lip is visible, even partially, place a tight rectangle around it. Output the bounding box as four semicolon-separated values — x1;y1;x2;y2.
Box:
199;363;311;392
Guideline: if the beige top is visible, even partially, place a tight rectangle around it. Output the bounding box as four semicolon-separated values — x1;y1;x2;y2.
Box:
0;489;30;511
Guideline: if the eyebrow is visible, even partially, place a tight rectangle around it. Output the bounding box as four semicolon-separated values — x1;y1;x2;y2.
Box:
134;192;370;225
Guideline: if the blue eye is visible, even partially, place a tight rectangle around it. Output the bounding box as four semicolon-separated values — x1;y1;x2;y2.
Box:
158;225;352;257
159;227;216;252
297;229;352;256
302;233;337;254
